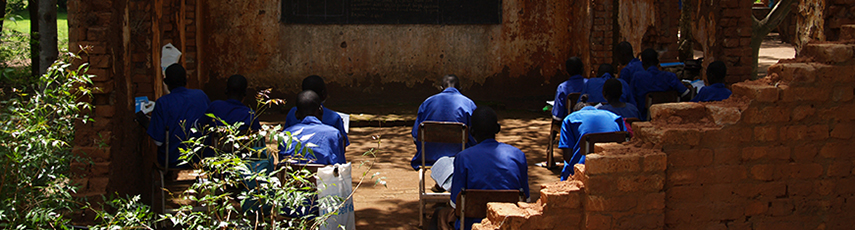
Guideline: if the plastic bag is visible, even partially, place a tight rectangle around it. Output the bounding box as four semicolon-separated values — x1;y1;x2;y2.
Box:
160;43;182;75
317;163;355;230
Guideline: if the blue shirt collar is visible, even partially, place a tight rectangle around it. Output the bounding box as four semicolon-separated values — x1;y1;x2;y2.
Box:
647;66;661;74
170;86;188;93
478;138;498;145
300;116;323;124
580;106;597;111
442;87;461;94
600;73;614;79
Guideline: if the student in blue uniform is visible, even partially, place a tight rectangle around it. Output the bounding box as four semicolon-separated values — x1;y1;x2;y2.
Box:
617;41;644;85
598;78;640;119
411;74;477;171
691;61;732;102
552;57;587;120
558;99;625;181
581;64;635;106
433;106;530;230
631;48;691;120
284;75;349;147
147;64;210;168
279;90;345;165
201;74;261;131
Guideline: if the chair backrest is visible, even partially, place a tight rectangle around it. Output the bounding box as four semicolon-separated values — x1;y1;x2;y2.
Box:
579;131;630;157
645;91;680;119
455;188;525;219
418;121;468;167
567;92;582;113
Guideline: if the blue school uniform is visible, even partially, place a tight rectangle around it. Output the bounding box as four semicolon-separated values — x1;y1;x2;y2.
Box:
552;75;587;120
202;99;261;131
599;103;641;119
285;106;350;146
691;83;732;102
411;87;477;170
619;58;644;85
580;73;636;106
558;107;624;181
147;87;210;168
450;139;530;230
631;67;690;120
278;116;345;165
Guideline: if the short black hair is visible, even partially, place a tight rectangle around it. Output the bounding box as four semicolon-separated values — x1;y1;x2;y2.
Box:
603;78;623;100
301;75;327;100
164;63;187;87
296;90;321;118
471;106;499;136
706;61;727;84
617;41;634;64
565;57;584;76
597;64;615;78
441;74;460;89
226;74;248;97
641;48;659;68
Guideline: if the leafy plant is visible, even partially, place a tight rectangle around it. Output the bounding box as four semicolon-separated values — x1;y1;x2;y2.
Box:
0;51;93;228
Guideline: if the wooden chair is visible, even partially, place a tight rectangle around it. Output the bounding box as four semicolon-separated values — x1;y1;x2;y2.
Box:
576;131;631;160
151;127;203;215
645;91;680;120
418;121;469;227
455;188;526;227
544;93;582;168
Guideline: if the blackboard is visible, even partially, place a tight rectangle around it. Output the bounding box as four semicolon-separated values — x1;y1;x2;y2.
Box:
281;0;502;24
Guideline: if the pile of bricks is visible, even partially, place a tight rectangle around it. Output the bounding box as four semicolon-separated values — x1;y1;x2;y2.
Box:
476;26;855;230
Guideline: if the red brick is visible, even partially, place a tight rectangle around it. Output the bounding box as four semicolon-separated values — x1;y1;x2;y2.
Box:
92;80;114;95
541;185;583;210
754;126;778;142
617;173;664;193
699;166;748;184
706;104;742;126
639;192;665;211
89;55;112;69
780;125;808;141
833;86;854;102
820;141;854;158
767;62;817;84
72;147;111;162
745;200;768;216
86;176;109;195
828;161;853;177
95;105;115;118
815;179;837;196
770;200;794;216
793;144;820;162
90;162;111;176
615;213;664;229
831;122;854;139
806;125;830;140
714;148;742;165
585;154;641;175
585;213;611;230
785;163;824;179
585;195;638;212
791;105;816;122
798;43;855;64
667;168;698;186
585;174;617;195
667;185;704;202
787;180;814;197
781;86;830;102
742;146;791;161
643;153;667;172
743;106;790;124
666;202;714;223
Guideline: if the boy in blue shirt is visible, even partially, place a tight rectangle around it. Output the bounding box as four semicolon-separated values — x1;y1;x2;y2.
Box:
558;101;625;181
279;90;345;165
147;64;210;168
411;75;477;171
617;41;643;85
581;64;635;106
599;78;640;120
552;57;587;120
201;74;261;131
691;61;732;102
284;75;349;147
631;48;691;120
433;106;530;230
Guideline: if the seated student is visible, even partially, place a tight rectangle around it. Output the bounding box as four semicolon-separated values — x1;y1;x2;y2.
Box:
279;90;345;165
617;41;644;85
147;63;210;168
581;64;635;106
201;74;261;131
433;106;530;230
598;78;641;119
411;74;477;171
558;97;625;181
552;57;587;120
691;61;732;102
284;75;349;147
631;48;691;120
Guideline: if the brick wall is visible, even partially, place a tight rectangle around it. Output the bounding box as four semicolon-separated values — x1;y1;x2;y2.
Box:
688;0;754;84
475;30;855;230
825;0;855;41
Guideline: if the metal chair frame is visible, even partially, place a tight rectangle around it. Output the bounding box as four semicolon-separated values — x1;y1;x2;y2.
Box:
545;93;582;168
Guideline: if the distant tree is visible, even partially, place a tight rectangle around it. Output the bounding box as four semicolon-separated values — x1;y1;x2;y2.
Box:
28;0;37;77
37;0;56;75
751;0;796;79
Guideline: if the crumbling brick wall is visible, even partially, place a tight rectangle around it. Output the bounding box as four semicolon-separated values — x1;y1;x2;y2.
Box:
475;30;855;230
825;0;855;41
687;0;755;84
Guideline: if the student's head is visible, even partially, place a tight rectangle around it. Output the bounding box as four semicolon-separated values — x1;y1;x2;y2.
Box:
597;64;615;78
640;48;660;69
471;106;501;143
706;61;727;84
573;94;590;112
301;75;328;102
164;63;187;90
226;74;248;98
617;41;635;65
295;90;323;121
566;57;584;77
440;74;460;89
602;78;623;102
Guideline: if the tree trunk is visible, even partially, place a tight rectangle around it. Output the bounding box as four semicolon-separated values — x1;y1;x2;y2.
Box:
751;0;796;79
28;0;39;77
678;0;694;62
37;0;56;75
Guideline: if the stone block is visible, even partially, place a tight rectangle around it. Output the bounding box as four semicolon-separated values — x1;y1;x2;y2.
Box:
742;146;792;161
781;86;830;102
767;63;816;84
485;203;527;229
798;43;855;64
714;147;742;165
831;122;854;139
841;25;855;40
643;153;667;172
754;126;778;142
649;103;707;122
95;105;115;118
832;86;854;102
705;104;742;126
732;82;779;102
585;154;641;175
828;161;853;177
750;164;783;181
668;149;713;167
585;213;611;230
585;195;638;212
